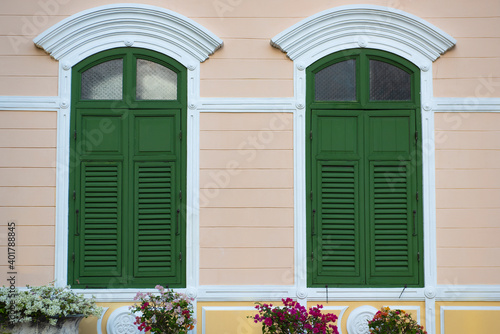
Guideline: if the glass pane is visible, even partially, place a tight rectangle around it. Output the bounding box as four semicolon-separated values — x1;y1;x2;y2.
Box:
370;60;411;101
136;59;177;100
81;59;123;100
315;59;356;101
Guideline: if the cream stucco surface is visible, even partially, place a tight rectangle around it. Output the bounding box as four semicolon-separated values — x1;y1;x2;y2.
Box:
199;112;294;285
435;113;500;285
0;110;56;285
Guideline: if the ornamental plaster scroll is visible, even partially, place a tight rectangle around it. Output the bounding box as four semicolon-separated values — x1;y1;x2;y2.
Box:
106;306;141;334
346;305;378;334
33;3;223;67
271;5;456;67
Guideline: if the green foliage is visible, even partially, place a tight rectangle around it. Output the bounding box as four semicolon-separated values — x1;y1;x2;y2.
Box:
368;307;426;334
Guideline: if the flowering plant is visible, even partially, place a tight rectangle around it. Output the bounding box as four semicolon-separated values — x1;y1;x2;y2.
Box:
0;283;102;327
249;298;338;334
130;285;196;334
368;307;427;334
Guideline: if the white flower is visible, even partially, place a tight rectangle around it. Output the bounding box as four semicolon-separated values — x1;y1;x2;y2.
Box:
0;284;103;325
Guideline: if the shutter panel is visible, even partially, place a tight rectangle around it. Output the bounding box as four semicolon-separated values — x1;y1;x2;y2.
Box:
314;162;363;285
308;50;422;287
70;49;187;288
78;162;122;280
367;162;418;285
134;162;177;279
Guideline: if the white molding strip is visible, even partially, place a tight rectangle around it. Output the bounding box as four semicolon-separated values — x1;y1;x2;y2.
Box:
437;285;500;301
75;288;187;303
434;97;500;112
0;96;59;111
197;98;296;112
308;288;426;301
33;3;223;66
73;285;500;303
271;4;456;66
197;286;296;302
440;306;500;334
4;97;500;115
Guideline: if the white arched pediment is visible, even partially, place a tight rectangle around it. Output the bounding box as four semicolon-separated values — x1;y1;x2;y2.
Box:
271;4;456;68
33;3;223;67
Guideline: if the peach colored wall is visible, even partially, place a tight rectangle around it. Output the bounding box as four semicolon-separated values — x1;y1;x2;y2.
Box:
0;0;499;97
199;113;294;285
0;110;57;286
435;113;500;285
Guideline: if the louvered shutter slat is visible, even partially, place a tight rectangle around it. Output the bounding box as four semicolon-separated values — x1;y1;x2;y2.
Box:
80;162;122;276
368;162;418;285
134;163;176;278
315;162;363;284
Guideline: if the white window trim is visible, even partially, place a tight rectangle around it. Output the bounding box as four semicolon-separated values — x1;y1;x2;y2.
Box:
32;3;222;298
271;5;455;333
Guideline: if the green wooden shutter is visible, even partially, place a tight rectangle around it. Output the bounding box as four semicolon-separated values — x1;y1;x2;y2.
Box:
69;48;187;288
307;50;423;287
310;110;365;286
134;162;179;279
76;162;123;284
365;112;419;285
367;162;418;285
314;162;363;285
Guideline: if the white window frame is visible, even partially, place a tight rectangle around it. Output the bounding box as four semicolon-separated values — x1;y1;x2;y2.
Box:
33;3;222;301
271;5;455;333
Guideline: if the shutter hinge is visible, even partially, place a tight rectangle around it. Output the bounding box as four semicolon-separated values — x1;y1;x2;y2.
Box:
74;130;77;140
311;251;314;261
310;190;313;201
310;130;313;140
73;190;76;200
179;130;182;141
417;251;420;262
416;191;419;201
179;190;182;201
179;252;182;262
72;252;75;262
415;131;419;143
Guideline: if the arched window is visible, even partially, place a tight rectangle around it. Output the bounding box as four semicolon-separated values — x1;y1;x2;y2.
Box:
306;49;423;287
68;48;187;288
